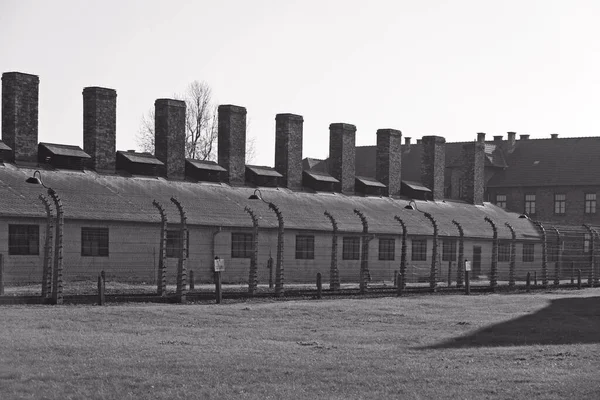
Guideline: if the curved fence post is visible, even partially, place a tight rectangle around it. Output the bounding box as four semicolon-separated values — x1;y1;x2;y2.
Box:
551;226;562;286
171;197;187;303
324;211;340;291
268;203;285;297
484;217;498;289
584;224;600;286
422;212;438;291
533;220;548;288
505;222;517;288
152;200;168;296
39;195;54;299
452;220;464;288
354;209;370;294
394;216;408;289
245;206;259;294
47;189;63;305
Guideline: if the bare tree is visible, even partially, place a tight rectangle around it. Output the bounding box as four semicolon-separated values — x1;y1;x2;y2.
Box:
136;81;255;162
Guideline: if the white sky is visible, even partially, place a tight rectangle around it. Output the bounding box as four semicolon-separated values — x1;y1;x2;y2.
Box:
1;0;600;167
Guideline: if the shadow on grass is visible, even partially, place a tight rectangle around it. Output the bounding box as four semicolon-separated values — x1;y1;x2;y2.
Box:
420;296;600;349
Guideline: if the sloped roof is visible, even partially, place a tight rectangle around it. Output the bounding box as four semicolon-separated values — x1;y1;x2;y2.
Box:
304;170;338;183
403;180;431;192
186;159;226;172
487;137;600;187
356;176;386;188
246;165;282;177
0;141;12;151
117;151;164;165
0;164;539;240
39;143;90;159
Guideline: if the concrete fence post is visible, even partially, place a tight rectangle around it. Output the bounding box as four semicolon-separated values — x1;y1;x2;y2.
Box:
47;188;64;305
152;200;168;296
354;209;370;294
452;220;464;288
324;211;340;291
484;217;498;290
171;197;188;303
39;195;54;299
245;206;259;295
394;216;408;289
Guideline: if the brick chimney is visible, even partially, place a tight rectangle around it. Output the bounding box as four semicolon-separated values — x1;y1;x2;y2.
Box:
477;132;486;143
1;72;39;163
507;132;516;145
376;128;402;196
551;133;559;139
83;87;117;172
493;135;503;142
218;105;246;185
460;141;485;205
155;99;186;179
420;135;446;201
329;123;356;193
520;134;530;140
275;113;303;190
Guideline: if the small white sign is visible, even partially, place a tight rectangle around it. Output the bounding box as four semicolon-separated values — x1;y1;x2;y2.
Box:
465;261;472;272
214;258;225;272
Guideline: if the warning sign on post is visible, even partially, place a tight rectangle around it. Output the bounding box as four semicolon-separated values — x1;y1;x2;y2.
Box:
214;258;225;272
465;260;471;271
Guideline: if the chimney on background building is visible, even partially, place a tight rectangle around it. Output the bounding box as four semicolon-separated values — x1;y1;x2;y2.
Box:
507;132;516;145
275;113;303;190
421;135;446;201
1;72;39;163
551;133;559;139
477;132;486;143
460;141;485;205
155;99;186;179
218;105;247;186
493;135;503;142
329;123;356;194
83;87;117;172
520;134;530;140
404;137;411;145
376;128;402;196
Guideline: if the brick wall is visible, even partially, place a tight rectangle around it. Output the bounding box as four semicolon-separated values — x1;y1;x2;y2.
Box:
83;87;117;172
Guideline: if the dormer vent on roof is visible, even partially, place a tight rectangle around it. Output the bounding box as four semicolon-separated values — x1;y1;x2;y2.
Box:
116;150;163;176
355;176;386;196
38;143;91;170
303;170;338;192
246;165;282;187
0;140;13;163
185;158;226;183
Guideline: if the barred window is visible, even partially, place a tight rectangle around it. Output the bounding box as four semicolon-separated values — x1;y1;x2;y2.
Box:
495;194;507;209
525;194;536;215
295;235;315;260
167;229;190;258
441;239;456;261
554;194;566;215
411;239;427;261
342;237;360;260
498;241;511;262
522;243;534;262
585;193;596;214
378;238;395;261
81;227;109;257
8;225;39;255
231;232;253;258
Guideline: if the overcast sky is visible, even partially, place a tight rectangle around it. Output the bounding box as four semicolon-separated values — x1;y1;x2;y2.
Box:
2;0;599;166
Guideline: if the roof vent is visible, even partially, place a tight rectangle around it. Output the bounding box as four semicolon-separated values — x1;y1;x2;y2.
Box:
493;135;503;142
550;133;558;139
245;165;282;187
116;150;163;176
520;134;530;140
38;143;90;170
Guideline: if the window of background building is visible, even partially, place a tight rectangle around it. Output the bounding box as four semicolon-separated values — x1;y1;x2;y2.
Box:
411;238;427;261
378;237;395;261
441;239;456;261
295;235;315;260
342;237;360;260
495;194;507;209
231;232;252;258
167;229;190;258
554;194;566;215
522;243;534;262
81;227;109;257
525;194;536;215
498;241;511;262
585;193;596;214
584;233;591;254
8;225;39;255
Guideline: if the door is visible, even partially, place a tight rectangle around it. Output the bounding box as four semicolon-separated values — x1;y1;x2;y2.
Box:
473;246;482;276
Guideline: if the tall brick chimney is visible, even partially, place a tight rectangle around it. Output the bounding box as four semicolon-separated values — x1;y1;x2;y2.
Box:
376;128;402;196
155;99;186;179
1;72;39;163
275;113;303;190
477;132;486;143
420;135;446;201
218;105;246;185
329;123;356;193
460;141;485;205
83;87;117;172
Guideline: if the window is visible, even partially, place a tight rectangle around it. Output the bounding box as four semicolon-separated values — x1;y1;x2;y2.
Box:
584;233;591;254
495;194;507;209
81;227;109;257
167;229;190;258
231;232;253;258
411;239;427;261
8;225;39;255
342;237;360;260
554;194;566;215
522;243;534;262
498;241;511;262
441;239;456;261
548;242;558;262
585;193;596;214
525;194;536;215
378;238;395;261
295;235;315;260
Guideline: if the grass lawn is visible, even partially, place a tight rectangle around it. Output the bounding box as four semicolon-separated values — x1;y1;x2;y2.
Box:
1;289;599;400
